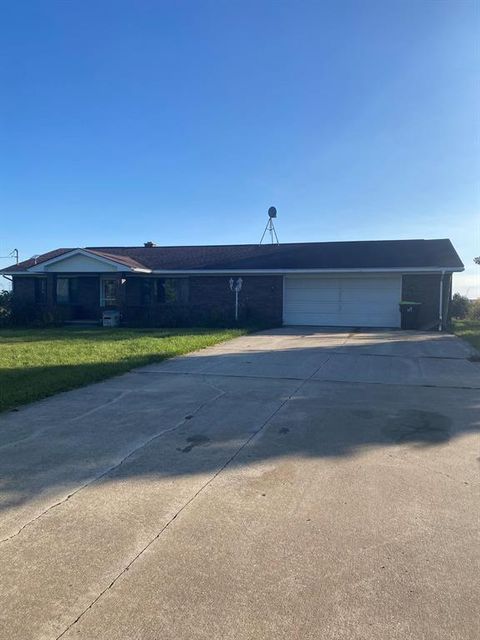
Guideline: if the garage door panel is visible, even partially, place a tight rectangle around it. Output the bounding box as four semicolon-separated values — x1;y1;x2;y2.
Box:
341;286;399;298
284;313;396;328
285;288;339;301
340;280;397;289
341;293;396;304
340;284;398;295
283;276;401;328
341;299;397;309
286;313;344;326
286;291;339;303
285;279;340;290
285;302;340;314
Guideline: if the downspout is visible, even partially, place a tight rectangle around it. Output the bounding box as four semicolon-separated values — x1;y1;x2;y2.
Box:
438;270;445;331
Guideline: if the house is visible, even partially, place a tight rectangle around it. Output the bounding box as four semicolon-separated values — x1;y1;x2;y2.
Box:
1;239;464;329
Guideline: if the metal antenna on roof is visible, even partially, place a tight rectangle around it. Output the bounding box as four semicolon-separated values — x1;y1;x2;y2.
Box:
259;206;279;245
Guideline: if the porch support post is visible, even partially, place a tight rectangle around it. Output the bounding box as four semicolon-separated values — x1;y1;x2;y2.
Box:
46;273;56;307
117;274;127;314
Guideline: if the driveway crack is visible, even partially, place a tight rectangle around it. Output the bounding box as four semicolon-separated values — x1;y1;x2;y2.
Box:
0;380;226;545
54;374;315;638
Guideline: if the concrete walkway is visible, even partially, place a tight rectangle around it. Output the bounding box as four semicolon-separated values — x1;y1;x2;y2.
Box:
0;328;479;639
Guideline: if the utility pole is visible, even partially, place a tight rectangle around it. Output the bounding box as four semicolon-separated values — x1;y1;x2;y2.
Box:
0;249;19;264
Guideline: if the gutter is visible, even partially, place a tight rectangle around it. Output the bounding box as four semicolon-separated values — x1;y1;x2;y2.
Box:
1;266;464;277
438;270;445;331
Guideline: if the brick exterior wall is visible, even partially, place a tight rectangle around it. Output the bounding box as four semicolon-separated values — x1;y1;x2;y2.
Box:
11;275;101;323
12;272;450;330
12;276;36;305
401;273;452;330
189;275;283;325
12;276;59;323
122;275;283;326
125;277;142;307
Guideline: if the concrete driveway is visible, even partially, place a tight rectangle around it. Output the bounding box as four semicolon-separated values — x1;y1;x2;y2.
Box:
0;328;479;640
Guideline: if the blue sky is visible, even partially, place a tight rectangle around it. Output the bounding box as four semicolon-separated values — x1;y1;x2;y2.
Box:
0;0;478;295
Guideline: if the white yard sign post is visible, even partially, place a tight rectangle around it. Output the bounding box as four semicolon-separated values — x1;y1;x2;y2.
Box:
229;277;243;322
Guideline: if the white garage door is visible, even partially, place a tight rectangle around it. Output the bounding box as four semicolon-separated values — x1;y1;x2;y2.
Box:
283;275;401;327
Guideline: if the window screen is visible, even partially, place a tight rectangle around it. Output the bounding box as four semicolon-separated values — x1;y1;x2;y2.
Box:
56;278;70;304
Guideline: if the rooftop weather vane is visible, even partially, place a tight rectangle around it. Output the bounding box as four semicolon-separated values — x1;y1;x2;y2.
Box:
259;206;279;245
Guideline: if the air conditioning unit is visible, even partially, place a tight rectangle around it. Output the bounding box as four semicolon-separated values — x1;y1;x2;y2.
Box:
102;310;120;327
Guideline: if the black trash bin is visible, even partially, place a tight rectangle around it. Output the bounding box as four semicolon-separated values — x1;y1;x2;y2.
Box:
399;301;421;329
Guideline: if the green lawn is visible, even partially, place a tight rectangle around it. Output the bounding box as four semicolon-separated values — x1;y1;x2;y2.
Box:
0;326;246;412
451;319;480;353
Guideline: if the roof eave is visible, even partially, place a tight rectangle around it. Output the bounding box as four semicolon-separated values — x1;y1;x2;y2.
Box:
24;248;144;273
2;266;463;276
148;266;464;275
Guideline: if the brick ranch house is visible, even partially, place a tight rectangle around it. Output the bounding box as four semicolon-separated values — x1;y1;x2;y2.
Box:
1;239;463;330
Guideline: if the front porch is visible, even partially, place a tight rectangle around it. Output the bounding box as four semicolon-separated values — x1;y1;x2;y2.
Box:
44;274;125;322
45;274;193;326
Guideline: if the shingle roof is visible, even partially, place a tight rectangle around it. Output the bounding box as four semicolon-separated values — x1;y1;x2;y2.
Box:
1;239;464;273
2;248;74;272
87;249;148;270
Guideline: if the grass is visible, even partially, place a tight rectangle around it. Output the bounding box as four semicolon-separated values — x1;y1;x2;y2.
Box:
0;326;246;413
451;319;480;355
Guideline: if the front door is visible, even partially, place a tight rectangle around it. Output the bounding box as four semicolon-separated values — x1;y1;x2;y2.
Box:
100;277;118;308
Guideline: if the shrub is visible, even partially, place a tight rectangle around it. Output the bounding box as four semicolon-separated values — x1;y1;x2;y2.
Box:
450;293;471;319
11;303;69;327
0;289;12;326
467;299;480;321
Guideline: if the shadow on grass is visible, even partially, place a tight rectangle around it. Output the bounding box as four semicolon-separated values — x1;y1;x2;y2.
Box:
0;326;243;344
0;358;166;412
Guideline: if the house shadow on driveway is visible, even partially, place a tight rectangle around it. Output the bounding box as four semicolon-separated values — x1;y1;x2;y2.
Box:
0;327;479;542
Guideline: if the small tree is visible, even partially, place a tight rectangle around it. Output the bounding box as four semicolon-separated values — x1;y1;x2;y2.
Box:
450;293;471;319
468;299;480;321
474;257;480;265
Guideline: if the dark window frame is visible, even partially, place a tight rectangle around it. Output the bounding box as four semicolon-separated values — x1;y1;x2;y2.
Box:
56;277;80;305
140;277;189;306
141;279;155;306
56;277;70;305
100;278;118;307
34;278;48;304
156;277;189;305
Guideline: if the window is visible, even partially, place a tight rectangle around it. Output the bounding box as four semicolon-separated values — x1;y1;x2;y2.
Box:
100;278;118;307
156;278;189;304
56;278;70;304
140;278;189;305
141;279;155;305
70;278;80;304
56;278;80;305
35;278;47;304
